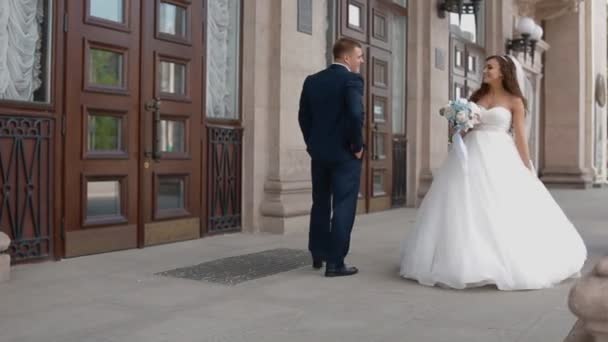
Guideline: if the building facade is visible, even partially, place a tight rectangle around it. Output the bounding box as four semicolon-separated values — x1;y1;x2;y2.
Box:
0;0;605;263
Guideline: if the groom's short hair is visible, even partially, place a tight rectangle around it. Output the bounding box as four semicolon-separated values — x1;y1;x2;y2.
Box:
333;38;362;59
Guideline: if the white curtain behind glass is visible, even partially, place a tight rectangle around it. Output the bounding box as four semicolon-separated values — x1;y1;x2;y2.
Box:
206;0;240;119
0;0;45;101
392;16;406;135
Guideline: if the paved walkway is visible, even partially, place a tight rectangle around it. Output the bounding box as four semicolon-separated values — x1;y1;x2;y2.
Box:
1;189;606;342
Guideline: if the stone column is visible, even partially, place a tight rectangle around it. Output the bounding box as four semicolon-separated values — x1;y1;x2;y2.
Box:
406;0;450;205
541;6;593;188
566;257;608;342
256;0;329;233
513;37;548;174
485;0;515;55
0;232;10;283
240;0;262;232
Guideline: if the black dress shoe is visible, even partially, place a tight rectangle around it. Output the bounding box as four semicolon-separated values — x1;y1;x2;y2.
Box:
312;257;324;269
325;264;359;277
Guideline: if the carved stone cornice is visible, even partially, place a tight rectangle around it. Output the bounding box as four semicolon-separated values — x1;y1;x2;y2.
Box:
516;0;584;20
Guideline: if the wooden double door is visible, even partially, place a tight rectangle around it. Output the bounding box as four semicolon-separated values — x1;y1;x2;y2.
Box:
337;0;407;212
449;34;485;100
63;0;205;256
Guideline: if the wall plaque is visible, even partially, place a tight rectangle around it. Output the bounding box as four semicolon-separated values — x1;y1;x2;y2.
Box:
297;0;313;35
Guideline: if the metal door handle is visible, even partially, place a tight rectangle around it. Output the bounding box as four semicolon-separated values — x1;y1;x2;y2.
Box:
144;98;162;161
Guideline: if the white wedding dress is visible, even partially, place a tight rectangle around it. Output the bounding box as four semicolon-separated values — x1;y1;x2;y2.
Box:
399;106;587;290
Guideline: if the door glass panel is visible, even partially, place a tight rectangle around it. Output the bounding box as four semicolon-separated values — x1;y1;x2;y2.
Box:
90;0;124;23
88;114;123;152
160;119;185;153
373;171;386;196
159;2;187;38
373;96;387;122
348;4;361;28
449;2;484;45
468;55;477;73
455;49;463;68
158;177;185;210
87;180;121;218
206;0;241;119
160;61;186;95
89;48;124;87
374;133;386;160
373;59;387;87
454;84;463;100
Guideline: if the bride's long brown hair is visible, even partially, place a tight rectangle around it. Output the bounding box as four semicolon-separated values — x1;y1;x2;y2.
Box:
469;55;528;110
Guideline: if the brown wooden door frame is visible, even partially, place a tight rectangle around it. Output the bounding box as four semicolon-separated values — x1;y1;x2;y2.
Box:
60;0;248;257
368;46;393;212
464;44;485;96
63;0;142;257
449;33;486;100
202;0;244;236
338;0;402;213
200;0;209;236
0;0;65;262
62;0;206;257
139;0;204;247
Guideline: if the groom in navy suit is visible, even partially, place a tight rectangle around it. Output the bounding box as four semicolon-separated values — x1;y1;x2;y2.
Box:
298;38;365;277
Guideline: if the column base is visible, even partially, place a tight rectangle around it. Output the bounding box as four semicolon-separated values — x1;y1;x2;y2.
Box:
0;254;10;283
540;168;593;189
260;179;312;234
260;215;310;235
416;170;434;205
593;182;608;189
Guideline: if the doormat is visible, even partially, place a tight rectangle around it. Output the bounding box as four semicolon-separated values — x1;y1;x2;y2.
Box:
157;248;310;285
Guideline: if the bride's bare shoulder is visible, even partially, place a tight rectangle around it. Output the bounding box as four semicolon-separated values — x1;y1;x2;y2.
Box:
508;96;525;111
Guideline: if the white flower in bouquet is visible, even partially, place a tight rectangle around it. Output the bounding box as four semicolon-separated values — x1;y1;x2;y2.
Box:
455;111;466;123
438;98;481;133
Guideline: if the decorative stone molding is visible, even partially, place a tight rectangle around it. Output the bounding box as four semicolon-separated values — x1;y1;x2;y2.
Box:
260;179;312;217
565;257;608;342
0;231;10;283
260;148;312;219
517;0;584;20
0;232;9;252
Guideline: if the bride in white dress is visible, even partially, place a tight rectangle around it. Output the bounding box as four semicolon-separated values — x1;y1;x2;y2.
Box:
399;55;587;291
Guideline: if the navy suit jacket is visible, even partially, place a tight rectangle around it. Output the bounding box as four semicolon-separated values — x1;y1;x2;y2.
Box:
298;64;365;163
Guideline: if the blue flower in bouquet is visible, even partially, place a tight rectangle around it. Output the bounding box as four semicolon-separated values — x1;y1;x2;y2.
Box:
439;98;481;132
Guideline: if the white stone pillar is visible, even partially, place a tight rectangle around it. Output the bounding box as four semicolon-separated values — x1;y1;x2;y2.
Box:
255;0;329;233
406;0;450;205
540;7;593;188
241;0;277;232
485;0;515;55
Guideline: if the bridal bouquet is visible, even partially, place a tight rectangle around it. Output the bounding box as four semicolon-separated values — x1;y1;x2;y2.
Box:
439;98;481;133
